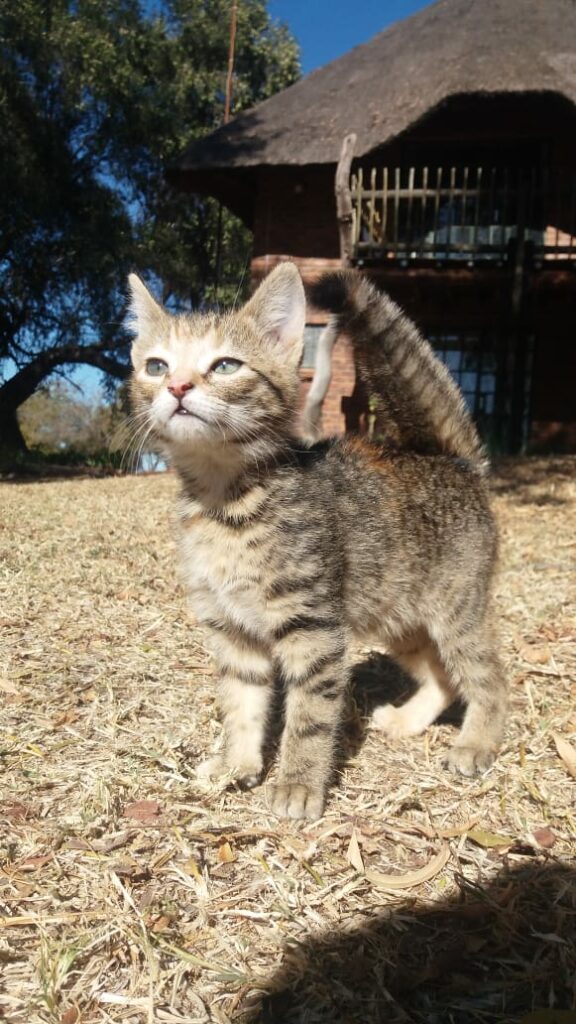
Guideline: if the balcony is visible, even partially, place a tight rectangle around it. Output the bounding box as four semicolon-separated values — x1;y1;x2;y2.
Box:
350;166;576;266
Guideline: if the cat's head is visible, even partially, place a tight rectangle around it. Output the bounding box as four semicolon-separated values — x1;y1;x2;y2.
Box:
127;262;306;453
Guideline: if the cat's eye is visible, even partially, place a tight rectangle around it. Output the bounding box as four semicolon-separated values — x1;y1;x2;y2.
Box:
145;357;169;377
211;358;243;376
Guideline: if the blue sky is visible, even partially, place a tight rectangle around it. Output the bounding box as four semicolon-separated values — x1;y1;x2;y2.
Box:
268;0;431;74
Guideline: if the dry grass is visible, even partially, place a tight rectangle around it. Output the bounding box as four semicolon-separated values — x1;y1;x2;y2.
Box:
1;457;575;1024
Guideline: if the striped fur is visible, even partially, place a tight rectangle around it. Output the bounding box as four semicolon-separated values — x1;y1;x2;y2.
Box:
127;264;506;819
308;270;488;470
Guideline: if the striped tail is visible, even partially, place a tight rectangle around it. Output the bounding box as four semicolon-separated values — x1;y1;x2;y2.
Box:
308;270;488;471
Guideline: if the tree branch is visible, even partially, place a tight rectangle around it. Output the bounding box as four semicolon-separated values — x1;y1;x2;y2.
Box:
0;343;130;410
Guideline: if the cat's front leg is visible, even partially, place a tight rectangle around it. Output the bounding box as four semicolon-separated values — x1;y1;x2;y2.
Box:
269;619;348;819
199;622;275;788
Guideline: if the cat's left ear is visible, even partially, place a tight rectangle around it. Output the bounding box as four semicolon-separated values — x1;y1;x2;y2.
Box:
242;262;306;366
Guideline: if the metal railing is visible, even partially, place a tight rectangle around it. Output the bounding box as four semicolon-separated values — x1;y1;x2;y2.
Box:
350;166;576;264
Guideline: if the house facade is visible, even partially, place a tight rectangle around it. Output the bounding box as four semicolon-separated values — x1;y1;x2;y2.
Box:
169;0;576;452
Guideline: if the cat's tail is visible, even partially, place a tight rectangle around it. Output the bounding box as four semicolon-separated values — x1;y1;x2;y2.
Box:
308;270;488;472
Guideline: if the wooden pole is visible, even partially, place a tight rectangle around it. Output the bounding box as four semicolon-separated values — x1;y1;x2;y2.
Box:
303;135;357;439
224;0;238;125
335;133;357;267
215;0;238;300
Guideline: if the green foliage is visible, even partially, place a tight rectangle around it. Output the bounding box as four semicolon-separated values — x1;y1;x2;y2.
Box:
0;0;300;451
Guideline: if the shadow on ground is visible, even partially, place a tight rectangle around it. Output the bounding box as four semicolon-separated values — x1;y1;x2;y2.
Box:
338;652;464;769
491;456;576;505
241;861;576;1023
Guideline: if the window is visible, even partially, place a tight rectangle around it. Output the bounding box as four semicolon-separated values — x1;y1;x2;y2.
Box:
429;332;497;420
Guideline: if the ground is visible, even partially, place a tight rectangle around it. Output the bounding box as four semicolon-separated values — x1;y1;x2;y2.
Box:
1;458;575;1024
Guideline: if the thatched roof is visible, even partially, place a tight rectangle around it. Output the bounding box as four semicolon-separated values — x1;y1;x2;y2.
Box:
169;0;576;222
173;0;576;172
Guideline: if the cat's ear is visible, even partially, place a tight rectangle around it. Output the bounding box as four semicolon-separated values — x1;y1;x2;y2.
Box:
127;274;167;355
242;263;306;366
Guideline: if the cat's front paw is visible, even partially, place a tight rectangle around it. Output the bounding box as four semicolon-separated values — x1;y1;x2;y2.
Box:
195;754;262;790
266;782;326;820
195;754;226;781
444;744;496;777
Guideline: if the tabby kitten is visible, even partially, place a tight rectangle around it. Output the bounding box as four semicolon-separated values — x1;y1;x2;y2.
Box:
128;264;506;819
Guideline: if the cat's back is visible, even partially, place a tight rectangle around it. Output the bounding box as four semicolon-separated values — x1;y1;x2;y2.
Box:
319;436;497;641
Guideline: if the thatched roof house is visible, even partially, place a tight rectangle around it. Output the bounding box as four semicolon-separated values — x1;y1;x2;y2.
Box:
170;0;576;454
170;0;576;224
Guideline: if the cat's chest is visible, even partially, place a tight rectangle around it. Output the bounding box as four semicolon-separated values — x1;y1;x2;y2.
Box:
178;513;271;618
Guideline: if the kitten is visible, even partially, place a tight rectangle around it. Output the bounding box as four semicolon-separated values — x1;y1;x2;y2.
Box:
127;263;506;819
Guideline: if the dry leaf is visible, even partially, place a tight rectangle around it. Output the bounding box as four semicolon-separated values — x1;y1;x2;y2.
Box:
467;829;514;849
519;644;551;665
150;914;172;933
66;838;93;851
217;841;236;864
18;854;53;872
553;733;576;778
53;709;78;728
364;844;449;890
346;828;365;874
60;1008;80;1024
532;827;557;849
1;801;35;823
123;800;162;822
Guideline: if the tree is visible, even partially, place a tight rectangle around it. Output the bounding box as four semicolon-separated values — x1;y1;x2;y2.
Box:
0;0;299;458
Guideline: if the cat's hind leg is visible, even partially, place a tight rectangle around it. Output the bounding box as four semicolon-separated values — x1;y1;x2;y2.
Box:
372;640;453;739
435;626;507;776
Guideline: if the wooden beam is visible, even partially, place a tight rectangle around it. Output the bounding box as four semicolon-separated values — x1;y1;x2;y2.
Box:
335;133;357;267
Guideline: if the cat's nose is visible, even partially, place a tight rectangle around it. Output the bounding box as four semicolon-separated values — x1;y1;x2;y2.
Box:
168;379;194;400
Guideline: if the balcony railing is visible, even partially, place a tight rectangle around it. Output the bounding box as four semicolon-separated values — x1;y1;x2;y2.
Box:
350;166;576;265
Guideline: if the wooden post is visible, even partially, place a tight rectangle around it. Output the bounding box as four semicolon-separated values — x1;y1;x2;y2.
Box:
215;0;238;301
303;135;355;441
335;133;357;267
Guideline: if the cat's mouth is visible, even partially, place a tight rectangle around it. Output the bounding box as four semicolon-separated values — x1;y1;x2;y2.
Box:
171;404;209;424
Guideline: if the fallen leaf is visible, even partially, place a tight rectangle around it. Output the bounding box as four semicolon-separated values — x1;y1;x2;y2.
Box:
66;838;93;851
150;914;173;933
532;827;557;849
18;854;53;872
553;733;576;779
467;829;514;849
60;1008;79;1024
282;835;311;859
123;800;162;822
346;828;365;874
437;817;479;838
217;841;236;864
1;802;35;823
519;644;551;665
364;844;450;890
53;710;78;728
91;831;132;853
